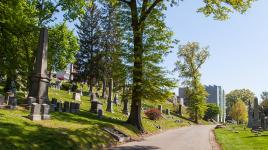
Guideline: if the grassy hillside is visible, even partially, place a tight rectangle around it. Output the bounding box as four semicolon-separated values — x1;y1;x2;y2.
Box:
0;85;191;150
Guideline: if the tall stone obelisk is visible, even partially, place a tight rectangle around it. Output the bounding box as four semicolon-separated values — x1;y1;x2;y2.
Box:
252;97;261;129
28;28;50;104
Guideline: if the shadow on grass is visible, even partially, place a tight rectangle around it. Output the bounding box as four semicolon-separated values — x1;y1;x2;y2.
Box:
52;110;140;134
0;120;116;150
244;135;268;138
109;145;160;150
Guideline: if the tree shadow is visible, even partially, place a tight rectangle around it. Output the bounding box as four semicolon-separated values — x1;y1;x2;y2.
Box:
109;145;160;150
52;110;140;134
0;120;116;149
244;135;268;138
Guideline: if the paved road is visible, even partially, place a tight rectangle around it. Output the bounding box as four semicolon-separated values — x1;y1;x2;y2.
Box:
110;125;220;150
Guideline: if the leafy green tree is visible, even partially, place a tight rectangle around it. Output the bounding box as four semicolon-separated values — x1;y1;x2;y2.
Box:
176;42;209;123
226;89;254;115
110;0;255;132
204;103;220;121
48;22;79;74
229;99;248;124
261;91;268;101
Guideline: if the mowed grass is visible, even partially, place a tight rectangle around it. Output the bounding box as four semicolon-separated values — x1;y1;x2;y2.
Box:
0;86;190;150
215;125;268;150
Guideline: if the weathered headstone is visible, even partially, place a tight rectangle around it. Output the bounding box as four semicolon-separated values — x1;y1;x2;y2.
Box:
28;28;50;104
0;96;4;105
56;101;63;112
41;104;50;120
27;97;36;106
75;103;80;113
247;101;253;128
123;97;129;115
72;92;81;101
5;92;14;104
97;109;103;118
158;105;163;113
64;101;70;112
8;97;17;109
113;94;119;105
90;101;103;114
252;97;261;130
102;78;107;98
70;102;76;113
165;109;170;115
29;103;41;121
106;78;113;113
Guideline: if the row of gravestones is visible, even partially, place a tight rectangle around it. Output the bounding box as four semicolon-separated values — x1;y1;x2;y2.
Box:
29;98;81;121
0;92;17;109
89;93;129;118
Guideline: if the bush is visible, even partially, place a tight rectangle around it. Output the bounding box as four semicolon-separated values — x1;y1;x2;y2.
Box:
61;82;72;91
145;108;162;120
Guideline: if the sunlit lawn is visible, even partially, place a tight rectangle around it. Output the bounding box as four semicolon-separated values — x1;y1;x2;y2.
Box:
0;85;190;149
215;125;268;150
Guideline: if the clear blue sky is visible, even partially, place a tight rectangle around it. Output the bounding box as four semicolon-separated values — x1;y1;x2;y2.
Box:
163;0;268;97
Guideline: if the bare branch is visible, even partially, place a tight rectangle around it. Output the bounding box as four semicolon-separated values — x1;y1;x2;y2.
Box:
138;0;163;25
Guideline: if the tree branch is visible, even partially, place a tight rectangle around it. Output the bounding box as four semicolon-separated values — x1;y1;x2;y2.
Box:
138;0;163;25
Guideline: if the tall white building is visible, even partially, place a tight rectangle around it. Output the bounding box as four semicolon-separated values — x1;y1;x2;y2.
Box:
178;85;226;122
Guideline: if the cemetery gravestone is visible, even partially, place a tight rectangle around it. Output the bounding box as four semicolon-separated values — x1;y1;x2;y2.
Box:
98;109;103;118
8;97;17;109
64;101;70;112
123;98;129;115
158;105;163;113
72;92;81;101
113;94;119;105
41;104;50;120
106;78;113;112
28;28;50;104
28;97;36;106
165;109;170;115
29;103;41;121
252;97;261;130
0;96;4;105
57;101;63;112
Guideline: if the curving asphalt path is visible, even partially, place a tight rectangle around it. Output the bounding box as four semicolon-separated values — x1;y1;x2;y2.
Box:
110;125;220;150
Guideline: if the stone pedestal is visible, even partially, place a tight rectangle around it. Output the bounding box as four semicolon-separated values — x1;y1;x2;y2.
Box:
41;104;50;120
29;103;41;121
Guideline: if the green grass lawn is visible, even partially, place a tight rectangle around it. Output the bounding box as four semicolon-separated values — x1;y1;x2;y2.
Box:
215;125;268;150
0;86;191;150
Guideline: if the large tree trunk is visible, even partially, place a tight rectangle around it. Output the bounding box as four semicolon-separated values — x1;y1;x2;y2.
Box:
126;14;144;132
102;78;106;98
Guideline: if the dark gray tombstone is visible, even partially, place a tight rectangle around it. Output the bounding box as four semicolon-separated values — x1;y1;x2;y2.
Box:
247;101;253;128
90;101;103;114
75;103;80;113
123;98;129;115
106;78;113;112
27;97;36;106
252;97;261;130
70;102;76;113
56;101;63;112
28;28;50;104
97;109;103;118
63;101;70;112
0;96;4;105
113;94;119;105
158;105;163;113
8;97;17;109
51;98;57;105
178;104;182;116
41;104;50;120
165;109;170;115
29;103;41;120
102;78;107;98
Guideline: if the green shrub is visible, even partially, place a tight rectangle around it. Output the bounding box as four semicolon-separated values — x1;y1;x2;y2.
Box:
61;82;72;91
145;108;161;120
